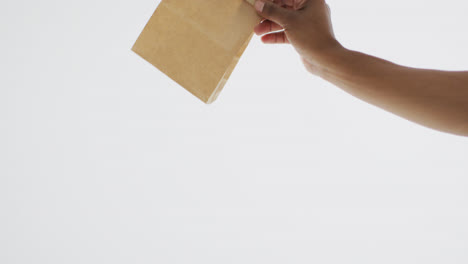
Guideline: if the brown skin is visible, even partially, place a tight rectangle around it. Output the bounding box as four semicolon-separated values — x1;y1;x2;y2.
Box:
248;0;468;137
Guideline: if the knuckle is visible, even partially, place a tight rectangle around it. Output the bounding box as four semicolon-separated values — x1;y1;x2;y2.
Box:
283;12;296;25
262;2;275;15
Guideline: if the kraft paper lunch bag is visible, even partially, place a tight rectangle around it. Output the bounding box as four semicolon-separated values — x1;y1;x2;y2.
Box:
132;0;260;103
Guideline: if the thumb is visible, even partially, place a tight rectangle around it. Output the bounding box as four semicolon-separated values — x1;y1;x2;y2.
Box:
254;0;293;27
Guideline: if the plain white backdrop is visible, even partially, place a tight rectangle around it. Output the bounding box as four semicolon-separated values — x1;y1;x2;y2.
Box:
1;0;468;263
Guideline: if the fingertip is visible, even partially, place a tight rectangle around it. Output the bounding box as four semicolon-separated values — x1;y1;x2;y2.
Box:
260;34;273;44
253;23;262;36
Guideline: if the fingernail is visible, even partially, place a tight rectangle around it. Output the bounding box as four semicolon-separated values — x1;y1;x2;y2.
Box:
254;0;265;12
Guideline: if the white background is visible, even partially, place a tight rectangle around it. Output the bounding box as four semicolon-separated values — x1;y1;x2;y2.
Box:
1;0;468;263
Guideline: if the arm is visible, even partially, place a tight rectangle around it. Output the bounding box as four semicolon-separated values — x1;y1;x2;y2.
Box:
320;48;468;136
249;0;468;136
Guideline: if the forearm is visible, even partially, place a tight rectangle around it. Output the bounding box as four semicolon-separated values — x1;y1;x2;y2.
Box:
250;0;468;136
316;46;468;136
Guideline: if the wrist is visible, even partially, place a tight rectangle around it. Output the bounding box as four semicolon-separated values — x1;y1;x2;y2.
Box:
309;41;350;78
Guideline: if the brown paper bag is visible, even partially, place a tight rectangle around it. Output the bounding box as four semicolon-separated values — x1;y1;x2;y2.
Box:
132;0;260;103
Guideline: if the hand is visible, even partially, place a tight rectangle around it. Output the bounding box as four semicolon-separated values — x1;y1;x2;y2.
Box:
250;0;343;75
248;0;468;137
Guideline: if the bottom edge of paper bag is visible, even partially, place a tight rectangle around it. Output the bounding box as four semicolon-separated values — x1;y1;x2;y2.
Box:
132;30;255;104
205;33;255;104
132;46;214;103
